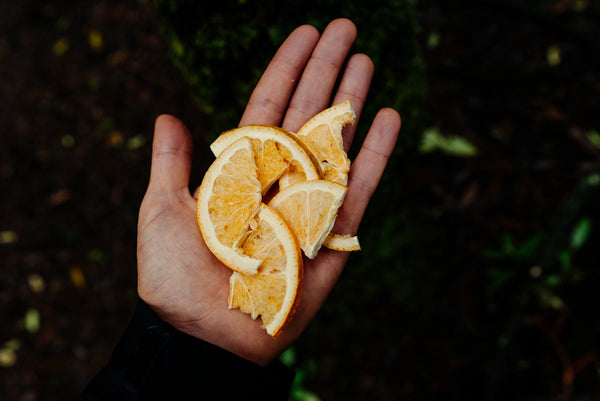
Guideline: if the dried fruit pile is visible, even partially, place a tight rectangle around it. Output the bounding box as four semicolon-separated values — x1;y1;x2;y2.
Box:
196;101;360;336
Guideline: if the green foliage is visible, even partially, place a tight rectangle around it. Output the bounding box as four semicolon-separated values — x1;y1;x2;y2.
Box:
570;218;591;250
153;0;426;149
280;347;321;401
481;214;592;305
420;127;479;157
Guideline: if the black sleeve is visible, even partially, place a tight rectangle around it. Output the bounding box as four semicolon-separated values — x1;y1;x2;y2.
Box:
79;299;295;401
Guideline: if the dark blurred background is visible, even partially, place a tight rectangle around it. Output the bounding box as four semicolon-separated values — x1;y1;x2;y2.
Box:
1;1;599;400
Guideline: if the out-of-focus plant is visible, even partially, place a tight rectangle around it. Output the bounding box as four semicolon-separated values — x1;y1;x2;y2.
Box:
482;215;592;306
280;347;321;401
152;0;426;152
420;127;478;157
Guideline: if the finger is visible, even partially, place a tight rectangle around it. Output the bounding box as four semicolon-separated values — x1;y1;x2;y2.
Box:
239;25;320;127
331;53;374;152
147;114;194;195
282;18;357;132
334;108;401;235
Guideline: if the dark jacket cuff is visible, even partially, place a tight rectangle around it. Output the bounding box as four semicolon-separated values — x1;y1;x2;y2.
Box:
80;298;295;400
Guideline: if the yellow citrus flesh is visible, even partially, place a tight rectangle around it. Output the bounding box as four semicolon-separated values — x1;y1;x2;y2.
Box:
295;100;355;185
278;160;307;191
268;180;347;259
323;233;361;252
210;125;320;194
228;204;303;337
197;137;263;275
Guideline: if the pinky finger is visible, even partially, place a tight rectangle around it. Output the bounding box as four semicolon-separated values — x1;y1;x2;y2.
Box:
334;108;401;235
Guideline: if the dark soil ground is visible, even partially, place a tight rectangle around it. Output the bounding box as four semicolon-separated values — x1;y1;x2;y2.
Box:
1;1;599;400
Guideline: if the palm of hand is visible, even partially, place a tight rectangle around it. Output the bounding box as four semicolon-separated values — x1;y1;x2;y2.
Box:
136;19;400;366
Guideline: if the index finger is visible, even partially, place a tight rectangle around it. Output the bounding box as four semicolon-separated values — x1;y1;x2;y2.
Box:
239;25;320;127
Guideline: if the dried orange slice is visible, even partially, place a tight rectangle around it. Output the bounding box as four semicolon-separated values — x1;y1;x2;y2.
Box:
323;233;361;252
210;125;320;194
229;204;303;337
269;180;347;259
196;137;263;275
294;100;355;185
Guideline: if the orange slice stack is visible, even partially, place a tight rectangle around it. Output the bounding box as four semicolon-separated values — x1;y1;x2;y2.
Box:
196;101;361;336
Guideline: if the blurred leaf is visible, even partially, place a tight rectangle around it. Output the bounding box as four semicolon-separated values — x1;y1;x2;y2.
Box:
547;45;561;67
290;389;321;401
0;349;17;368
28;273;46;294
426;31;440;49
557;250;571;270
420;128;478;157
52;37;70;56
0;230;18;244
171;35;184;57
48;188;72;206
0;338;22;367
544;274;561;287
4;339;22;351
88;248;108;264
88;29;104;52
572;0;588;12
24;309;41;334
515;234;543;259
107;131;125;147
585;130;600;149
279;347;296;367
571;218;591;250
482;233;543;262
70;266;87;289
61;134;75;147
587;173;600;186
127;135;147;150
538;289;565;310
486;268;517;295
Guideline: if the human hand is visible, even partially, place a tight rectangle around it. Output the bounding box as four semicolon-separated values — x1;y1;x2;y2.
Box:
136;18;401;366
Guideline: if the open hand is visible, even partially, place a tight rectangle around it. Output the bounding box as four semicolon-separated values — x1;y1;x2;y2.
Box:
136;18;401;366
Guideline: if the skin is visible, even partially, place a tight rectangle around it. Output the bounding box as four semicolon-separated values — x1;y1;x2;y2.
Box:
137;18;401;366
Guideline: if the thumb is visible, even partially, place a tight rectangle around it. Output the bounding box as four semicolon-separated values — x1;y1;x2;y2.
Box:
147;114;193;195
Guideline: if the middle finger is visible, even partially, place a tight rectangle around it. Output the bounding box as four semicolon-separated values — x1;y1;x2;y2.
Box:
282;18;357;132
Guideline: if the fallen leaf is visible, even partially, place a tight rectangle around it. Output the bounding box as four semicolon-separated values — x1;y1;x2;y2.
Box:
107;131;124;147
52;37;70;56
420;128;478;157
28;273;46;294
48;189;71;206
61;134;75;147
88;29;104;52
547;45;561;67
70;266;87;289
24;309;41;334
126;135;146;150
0;230;18;244
0;349;17;367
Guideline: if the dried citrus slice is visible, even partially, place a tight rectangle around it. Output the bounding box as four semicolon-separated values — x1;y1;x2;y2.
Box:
268;180;347;259
210;125;320;194
323;233;361;252
229;203;303;337
196;137;263;275
294;100;355;185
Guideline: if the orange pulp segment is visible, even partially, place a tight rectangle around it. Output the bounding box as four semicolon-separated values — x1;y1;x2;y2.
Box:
229;204;303;337
294;100;355;185
196;137;263;275
268;180;347;259
210;125;320;194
